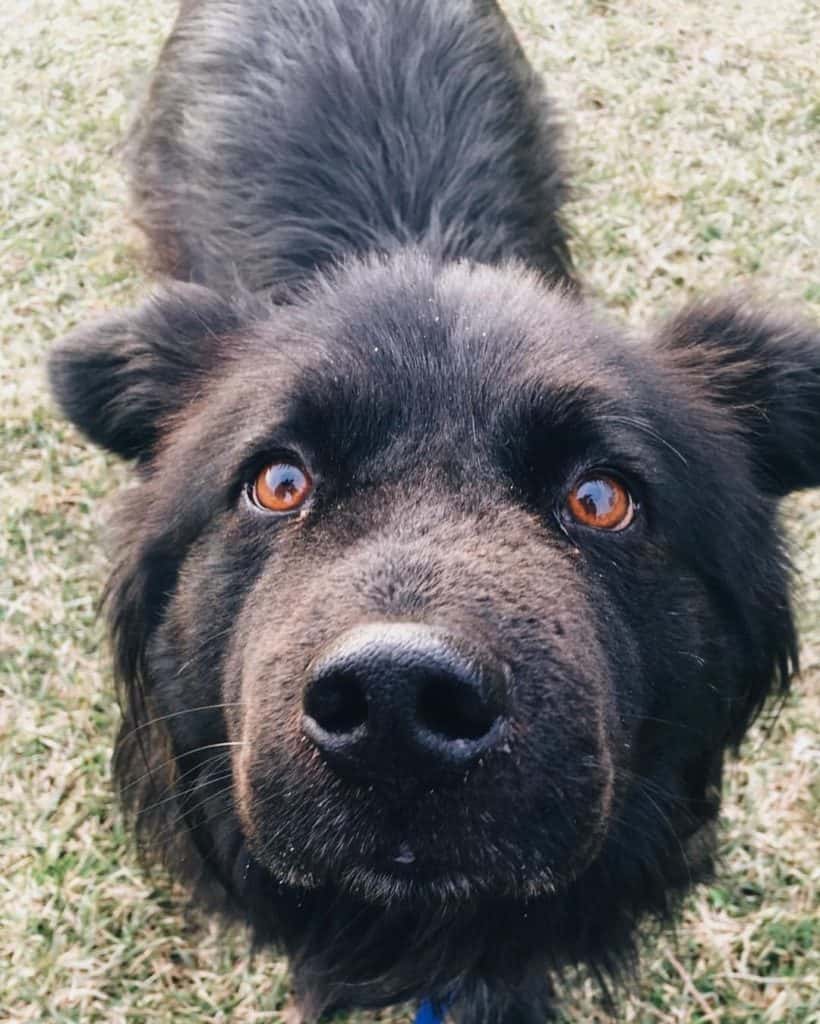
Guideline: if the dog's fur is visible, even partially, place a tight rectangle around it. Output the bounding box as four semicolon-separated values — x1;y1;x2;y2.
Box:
49;1;820;1021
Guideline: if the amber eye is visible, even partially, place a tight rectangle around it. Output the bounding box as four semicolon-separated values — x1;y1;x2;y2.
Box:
250;461;313;513
565;474;635;531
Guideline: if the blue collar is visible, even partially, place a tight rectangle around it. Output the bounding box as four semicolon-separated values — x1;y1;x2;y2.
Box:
414;1000;447;1024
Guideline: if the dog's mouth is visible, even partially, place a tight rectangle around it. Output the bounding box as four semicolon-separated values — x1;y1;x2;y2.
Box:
241;804;571;906
336;866;553;907
237;743;614;906
276;848;560;906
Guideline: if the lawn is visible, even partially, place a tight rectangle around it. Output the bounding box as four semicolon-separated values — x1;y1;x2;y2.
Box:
1;0;817;1021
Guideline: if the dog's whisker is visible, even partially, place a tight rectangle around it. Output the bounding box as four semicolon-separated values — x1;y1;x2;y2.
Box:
127;749;233;802
616;712;708;735
174;627;239;676
116;702;245;747
161;776;237;834
139;767;237;822
122;742;242;795
599;413;689;466
149;788;238;850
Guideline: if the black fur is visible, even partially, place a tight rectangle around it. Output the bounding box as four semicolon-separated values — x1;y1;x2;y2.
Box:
48;2;820;1021
126;0;574;297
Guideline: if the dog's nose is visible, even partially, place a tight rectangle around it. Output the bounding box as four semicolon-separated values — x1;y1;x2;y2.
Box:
302;623;509;780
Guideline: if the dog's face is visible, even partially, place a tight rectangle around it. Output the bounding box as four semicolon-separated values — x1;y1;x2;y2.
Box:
50;253;820;909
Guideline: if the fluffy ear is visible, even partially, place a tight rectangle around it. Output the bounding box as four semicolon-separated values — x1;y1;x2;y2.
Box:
48;283;257;460
656;298;820;496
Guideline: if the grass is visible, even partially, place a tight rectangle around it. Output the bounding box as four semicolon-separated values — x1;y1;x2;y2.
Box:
1;0;818;1021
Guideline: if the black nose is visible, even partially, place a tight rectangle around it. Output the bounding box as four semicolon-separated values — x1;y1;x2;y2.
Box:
302;624;509;780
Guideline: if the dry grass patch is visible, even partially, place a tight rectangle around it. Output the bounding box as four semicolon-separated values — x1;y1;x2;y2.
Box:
1;0;817;1021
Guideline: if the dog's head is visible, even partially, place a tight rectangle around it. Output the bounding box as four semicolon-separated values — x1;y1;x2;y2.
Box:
50;252;820;909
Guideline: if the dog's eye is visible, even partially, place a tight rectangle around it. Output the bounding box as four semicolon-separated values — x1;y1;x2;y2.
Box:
565;474;635;531
250;461;313;513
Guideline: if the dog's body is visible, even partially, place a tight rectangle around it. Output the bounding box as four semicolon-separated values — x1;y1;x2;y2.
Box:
49;2;820;1021
128;0;573;297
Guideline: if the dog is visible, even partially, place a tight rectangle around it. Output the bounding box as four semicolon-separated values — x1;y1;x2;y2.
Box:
48;1;820;1020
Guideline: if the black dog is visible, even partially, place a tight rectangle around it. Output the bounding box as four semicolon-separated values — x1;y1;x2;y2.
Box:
49;1;820;1020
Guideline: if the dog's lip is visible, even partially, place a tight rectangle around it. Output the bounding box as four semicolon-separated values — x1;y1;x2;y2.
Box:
332;856;560;903
261;834;564;901
339;859;478;896
339;842;459;884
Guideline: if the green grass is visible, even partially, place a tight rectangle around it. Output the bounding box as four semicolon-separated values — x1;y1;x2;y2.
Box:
1;0;818;1021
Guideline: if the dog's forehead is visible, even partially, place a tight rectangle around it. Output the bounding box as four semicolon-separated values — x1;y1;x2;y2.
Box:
168;258;658;490
244;258;640;434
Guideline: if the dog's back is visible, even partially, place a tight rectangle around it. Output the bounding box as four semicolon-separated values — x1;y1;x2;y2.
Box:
128;0;573;297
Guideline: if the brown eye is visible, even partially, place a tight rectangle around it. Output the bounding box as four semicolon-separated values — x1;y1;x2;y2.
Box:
565;475;635;531
251;462;313;513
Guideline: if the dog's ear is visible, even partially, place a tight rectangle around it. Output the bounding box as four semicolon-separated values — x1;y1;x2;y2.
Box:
656;298;820;496
49;283;256;460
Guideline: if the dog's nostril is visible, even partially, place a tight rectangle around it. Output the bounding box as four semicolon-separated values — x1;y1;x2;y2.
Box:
304;672;368;734
416;676;499;741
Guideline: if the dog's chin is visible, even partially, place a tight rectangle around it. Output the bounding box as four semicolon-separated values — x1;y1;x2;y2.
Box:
332;863;561;907
241;797;607;909
253;842;561;907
